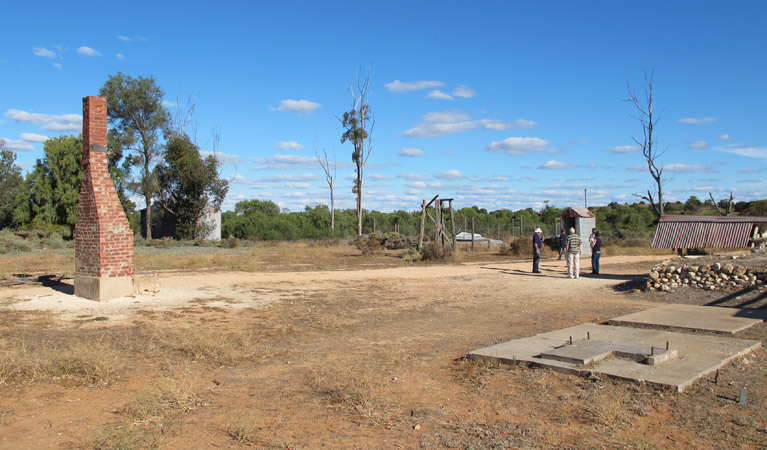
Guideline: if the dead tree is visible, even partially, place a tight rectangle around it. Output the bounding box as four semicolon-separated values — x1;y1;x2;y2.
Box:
418;195;456;250
710;192;734;216
315;138;336;232
340;67;374;236
627;71;665;219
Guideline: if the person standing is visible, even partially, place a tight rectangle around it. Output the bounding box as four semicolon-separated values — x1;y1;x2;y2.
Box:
588;227;597;273
532;228;543;273
558;228;567;260
566;227;582;279
591;231;602;274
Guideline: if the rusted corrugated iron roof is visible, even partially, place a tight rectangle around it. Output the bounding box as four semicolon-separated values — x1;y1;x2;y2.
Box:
651;215;767;249
561;207;595;218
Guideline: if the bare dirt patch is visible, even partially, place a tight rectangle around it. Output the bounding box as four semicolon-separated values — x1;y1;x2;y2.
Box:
1;249;765;449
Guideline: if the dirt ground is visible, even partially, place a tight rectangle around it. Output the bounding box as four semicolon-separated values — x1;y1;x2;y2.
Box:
1;251;766;450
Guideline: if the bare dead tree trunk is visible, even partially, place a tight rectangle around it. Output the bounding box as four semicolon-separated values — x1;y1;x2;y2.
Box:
710;192;734;216
627;71;665;220
315;138;337;232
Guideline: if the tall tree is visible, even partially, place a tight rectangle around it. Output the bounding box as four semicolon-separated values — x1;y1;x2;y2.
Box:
155;134;229;240
340;68;374;236
314;138;337;232
100;72;169;239
626;71;665;220
0;143;26;229
27;136;83;234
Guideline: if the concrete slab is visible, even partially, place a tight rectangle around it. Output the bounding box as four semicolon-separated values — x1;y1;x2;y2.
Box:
468;323;760;392
608;304;767;335
540;340;676;366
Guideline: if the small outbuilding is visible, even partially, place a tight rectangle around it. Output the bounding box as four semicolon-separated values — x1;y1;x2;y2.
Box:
560;207;596;257
651;215;767;250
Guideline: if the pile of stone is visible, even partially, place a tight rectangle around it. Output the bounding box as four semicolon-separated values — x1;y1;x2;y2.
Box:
646;260;767;292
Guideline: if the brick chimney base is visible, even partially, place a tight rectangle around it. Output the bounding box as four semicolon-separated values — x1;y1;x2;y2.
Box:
74;275;134;301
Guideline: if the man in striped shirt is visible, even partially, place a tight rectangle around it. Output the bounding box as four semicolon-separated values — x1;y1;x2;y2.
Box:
565;227;582;279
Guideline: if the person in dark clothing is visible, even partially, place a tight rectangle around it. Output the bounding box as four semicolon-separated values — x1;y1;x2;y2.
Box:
591;231;602;274
558;228;567;260
532;228;543;273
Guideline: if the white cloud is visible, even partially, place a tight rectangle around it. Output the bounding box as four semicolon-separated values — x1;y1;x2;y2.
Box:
52;62;62;69
605;144;641;154
452;85;476;98
397;148;424;157
368;174;391;181
385;80;445;92
719;134;731;140
406;181;427;188
0;138;35;151
397;172;429;181
426;90;454;100
117;35;132;41
688;141;708;150
627;165;646;172
678;117;718;124
5;109;82;132
161;100;178;107
434;169;465;180
200;151;244;165
665;164;713;173
285;182;311;189
230;174;250;184
116;54;125;60
482;118;538;131
251;154;317;170
33;47;56;58
273;99;320;114
402;110;478;138
486;137;552;155
77;46;101;56
21;132;49;143
256;173;320;182
539;160;575;170
275;141;305;150
718;144;767;159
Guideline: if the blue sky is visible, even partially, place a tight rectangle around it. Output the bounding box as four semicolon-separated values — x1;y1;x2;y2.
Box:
2;1;765;213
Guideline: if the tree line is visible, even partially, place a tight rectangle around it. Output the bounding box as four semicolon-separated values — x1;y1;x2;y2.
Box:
0;73;228;239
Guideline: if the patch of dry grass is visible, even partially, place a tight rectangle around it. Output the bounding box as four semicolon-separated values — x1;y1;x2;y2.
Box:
0;337;123;386
127;368;205;424
149;324;269;365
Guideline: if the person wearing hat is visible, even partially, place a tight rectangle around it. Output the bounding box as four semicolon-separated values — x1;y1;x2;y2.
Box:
566;227;582;278
532;227;543;273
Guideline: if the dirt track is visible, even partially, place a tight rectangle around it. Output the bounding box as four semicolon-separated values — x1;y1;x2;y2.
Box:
1;254;766;449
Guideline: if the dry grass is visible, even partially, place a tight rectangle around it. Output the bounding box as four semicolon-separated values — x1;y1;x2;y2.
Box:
0;337;122;386
148;324;268;365
127;368;205;424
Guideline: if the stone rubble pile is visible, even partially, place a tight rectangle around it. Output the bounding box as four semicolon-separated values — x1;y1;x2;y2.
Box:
646;260;767;292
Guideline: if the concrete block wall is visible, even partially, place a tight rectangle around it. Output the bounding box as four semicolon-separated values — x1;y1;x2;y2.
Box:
75;96;134;279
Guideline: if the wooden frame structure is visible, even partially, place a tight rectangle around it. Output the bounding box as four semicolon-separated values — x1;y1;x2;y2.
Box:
418;195;456;250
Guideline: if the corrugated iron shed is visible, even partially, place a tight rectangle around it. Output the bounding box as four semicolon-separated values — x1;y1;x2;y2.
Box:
561;207;595;218
651;215;767;249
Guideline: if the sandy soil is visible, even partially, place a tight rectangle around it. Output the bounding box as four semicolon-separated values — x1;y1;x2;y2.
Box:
1;253;766;450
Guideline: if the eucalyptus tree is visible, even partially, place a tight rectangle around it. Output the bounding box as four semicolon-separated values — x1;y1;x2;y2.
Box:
340;68;374;236
100;73;169;238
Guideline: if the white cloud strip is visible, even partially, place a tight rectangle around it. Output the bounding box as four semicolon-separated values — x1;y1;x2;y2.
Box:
678;117;718;124
5;109;82;132
273;99;320;114
77;46;101;56
385;80;445;92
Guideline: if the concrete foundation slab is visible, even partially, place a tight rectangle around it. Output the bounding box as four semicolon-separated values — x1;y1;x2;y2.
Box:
74;275;134;301
608;304;767;335
469;323;760;392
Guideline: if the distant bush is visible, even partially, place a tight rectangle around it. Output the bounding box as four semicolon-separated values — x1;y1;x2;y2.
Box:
354;234;382;255
503;237;530;257
420;242;452;261
402;247;422;263
383;232;411;250
220;236;239;249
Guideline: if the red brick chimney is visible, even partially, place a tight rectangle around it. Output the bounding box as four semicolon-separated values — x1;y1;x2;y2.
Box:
74;96;135;300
